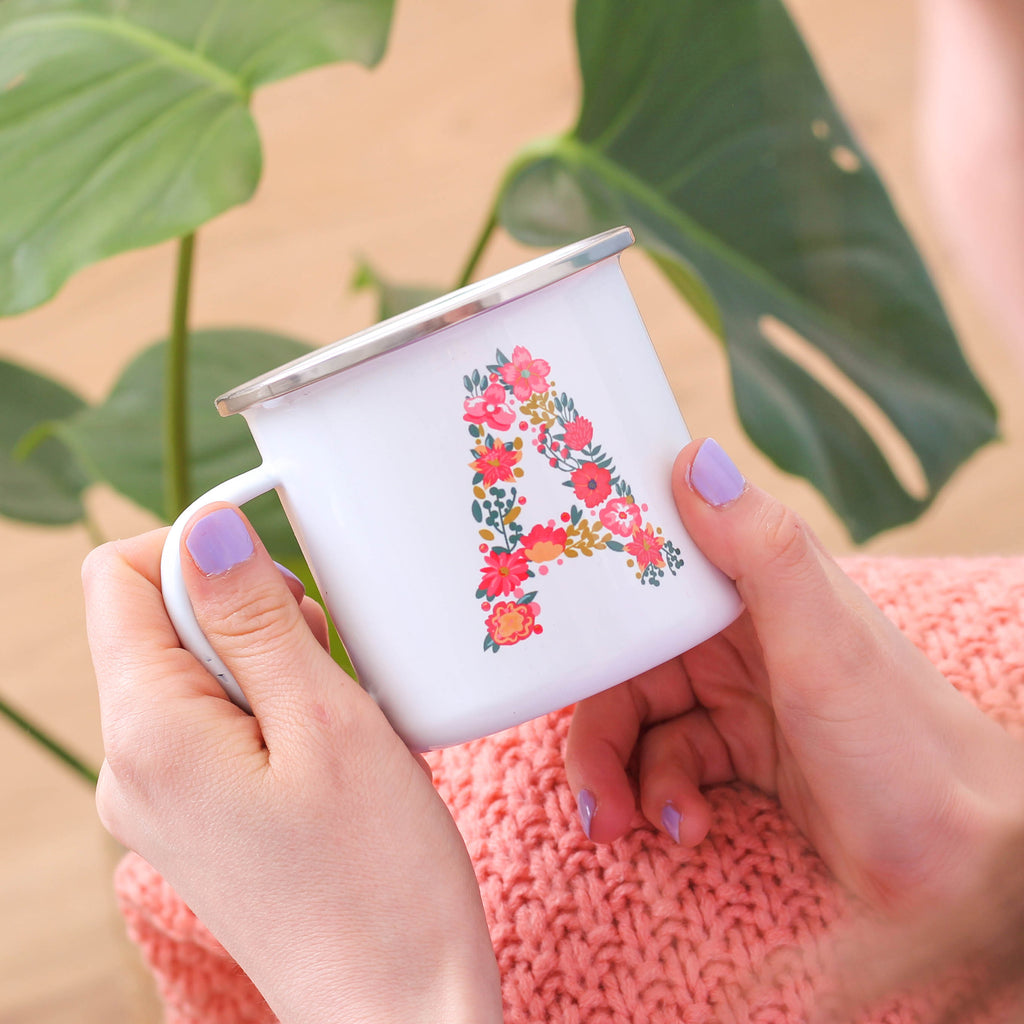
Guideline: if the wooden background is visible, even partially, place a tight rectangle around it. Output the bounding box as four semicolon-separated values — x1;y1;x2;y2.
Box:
2;2;1022;1021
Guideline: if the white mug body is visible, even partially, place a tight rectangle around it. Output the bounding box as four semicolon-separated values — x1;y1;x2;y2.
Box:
238;254;742;749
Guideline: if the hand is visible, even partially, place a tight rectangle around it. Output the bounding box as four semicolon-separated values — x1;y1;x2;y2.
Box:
566;439;1024;917
85;503;502;1024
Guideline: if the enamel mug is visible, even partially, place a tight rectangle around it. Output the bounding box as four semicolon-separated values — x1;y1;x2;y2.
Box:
161;227;743;750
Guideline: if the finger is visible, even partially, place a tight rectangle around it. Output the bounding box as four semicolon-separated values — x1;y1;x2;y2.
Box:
180;502;352;742
299;595;332;654
85;529;259;835
636;708;735;846
566;658;697;843
83;529;225;708
274;565;332;653
673;439;937;726
275;562;306;605
566;687;640;842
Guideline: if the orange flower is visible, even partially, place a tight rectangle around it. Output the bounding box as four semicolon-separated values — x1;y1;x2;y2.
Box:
521;523;567;563
486;601;538;646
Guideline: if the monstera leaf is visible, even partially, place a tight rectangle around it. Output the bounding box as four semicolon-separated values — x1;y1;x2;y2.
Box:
0;0;394;314
498;0;998;541
55;329;314;558
0;358;89;524
352;259;445;322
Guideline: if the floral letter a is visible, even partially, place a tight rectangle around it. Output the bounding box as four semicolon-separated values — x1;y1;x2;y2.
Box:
464;347;684;653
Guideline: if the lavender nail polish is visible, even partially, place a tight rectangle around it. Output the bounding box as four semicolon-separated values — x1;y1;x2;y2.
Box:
577;789;596;839
689;438;745;507
186;508;255;576
661;802;682;843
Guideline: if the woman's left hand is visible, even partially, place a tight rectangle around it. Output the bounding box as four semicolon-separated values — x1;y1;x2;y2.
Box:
85;504;503;1024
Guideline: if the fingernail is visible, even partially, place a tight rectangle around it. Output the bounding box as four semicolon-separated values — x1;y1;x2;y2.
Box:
689;438;745;507
577;789;596;839
661;802;682;843
186;508;255;576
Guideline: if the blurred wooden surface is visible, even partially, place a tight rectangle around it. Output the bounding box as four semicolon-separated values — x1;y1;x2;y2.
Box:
1;2;1022;1021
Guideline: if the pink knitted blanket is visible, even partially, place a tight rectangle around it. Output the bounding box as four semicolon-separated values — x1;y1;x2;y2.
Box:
114;557;1024;1023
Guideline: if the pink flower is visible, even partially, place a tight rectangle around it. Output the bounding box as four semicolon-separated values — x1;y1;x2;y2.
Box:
500;346;551;401
626;524;665;570
463;383;515;431
479;550;531;598
521;523;567;563
562;416;593;450
571;461;612;509
470;441;521;487
599;497;642;537
486;600;539;646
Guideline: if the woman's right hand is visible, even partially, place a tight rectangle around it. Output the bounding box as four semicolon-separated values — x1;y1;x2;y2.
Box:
567;439;1024;917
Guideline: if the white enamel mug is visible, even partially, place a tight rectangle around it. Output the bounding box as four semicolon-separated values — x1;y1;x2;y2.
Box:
161;227;743;750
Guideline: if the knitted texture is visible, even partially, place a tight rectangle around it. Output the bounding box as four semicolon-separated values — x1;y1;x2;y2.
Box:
113;557;1024;1023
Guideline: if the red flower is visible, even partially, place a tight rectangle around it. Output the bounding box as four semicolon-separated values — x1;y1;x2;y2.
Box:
521;523;567;563
562;416;593;450
479;550;531;598
463;383;515;432
571;461;612;508
500;346;551;401
599;496;642;537
486;600;538;646
626;524;665;569
470;440;521;487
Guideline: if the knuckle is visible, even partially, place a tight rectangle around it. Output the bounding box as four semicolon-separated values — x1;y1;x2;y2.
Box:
205;577;301;653
101;702;181;794
100;717;147;792
755;501;815;579
80;540;119;592
94;761;129;841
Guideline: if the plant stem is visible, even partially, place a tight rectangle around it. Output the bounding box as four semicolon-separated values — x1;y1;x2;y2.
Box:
454;205;498;290
164;233;196;521
0;693;99;786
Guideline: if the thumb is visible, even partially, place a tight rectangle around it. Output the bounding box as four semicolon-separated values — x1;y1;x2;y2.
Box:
672;438;928;718
181;503;348;739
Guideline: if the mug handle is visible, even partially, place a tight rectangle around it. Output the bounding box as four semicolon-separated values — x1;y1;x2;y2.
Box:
159;463;280;714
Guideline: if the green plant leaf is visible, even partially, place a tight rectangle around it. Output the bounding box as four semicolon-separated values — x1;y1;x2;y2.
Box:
55;329;315;557
0;358;89;524
0;0;395;314
351;259;445;320
497;0;998;541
